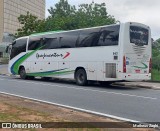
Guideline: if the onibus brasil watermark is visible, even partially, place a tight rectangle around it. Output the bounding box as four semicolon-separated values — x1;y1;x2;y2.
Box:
1;123;42;129
1;122;159;129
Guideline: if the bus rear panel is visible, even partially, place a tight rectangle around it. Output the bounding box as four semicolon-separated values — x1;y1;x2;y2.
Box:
119;22;151;81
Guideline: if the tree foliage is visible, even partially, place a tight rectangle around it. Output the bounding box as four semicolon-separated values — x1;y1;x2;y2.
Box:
75;2;116;28
15;12;45;38
48;0;76;18
47;0;116;30
15;0;117;37
152;38;160;70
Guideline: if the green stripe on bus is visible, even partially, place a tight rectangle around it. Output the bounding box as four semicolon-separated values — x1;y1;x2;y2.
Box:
132;62;148;69
27;70;74;77
12;46;44;74
30;30;63;36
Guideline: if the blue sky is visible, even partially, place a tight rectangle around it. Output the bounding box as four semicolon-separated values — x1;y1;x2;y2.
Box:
46;0;160;40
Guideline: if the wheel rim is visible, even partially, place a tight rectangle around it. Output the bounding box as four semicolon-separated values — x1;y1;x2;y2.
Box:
78;73;84;83
20;68;26;78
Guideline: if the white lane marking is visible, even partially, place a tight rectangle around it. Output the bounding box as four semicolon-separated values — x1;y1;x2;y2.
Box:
0;78;157;100
0;91;140;123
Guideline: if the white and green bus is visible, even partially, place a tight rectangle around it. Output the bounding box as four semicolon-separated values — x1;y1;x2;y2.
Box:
8;22;152;85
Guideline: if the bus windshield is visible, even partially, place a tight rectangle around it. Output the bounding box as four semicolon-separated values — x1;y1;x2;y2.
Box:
10;38;27;59
130;26;148;46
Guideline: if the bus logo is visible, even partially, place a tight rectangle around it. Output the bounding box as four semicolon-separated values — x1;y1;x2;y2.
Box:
63;52;70;59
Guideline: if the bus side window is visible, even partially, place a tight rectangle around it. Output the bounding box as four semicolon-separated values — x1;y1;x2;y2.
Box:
42;37;60;49
77;28;101;47
28;38;41;50
59;31;79;48
98;25;120;46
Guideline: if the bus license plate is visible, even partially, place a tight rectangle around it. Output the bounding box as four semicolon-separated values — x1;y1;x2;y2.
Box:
135;69;140;73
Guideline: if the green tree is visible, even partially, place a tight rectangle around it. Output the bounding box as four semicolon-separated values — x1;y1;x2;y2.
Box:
152;38;160;70
47;0;117;30
15;1;117;37
48;0;76;18
75;2;116;28
15;12;45;38
152;38;160;57
47;0;77;30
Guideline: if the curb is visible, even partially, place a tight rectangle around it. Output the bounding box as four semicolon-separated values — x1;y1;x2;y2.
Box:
113;82;160;90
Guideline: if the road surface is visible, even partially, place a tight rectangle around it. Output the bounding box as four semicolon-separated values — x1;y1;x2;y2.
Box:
0;75;159;122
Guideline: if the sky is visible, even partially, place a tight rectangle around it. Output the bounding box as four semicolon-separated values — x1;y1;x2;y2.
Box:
46;0;160;40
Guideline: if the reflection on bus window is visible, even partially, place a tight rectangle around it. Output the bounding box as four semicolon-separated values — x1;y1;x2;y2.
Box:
59;31;79;48
77;28;101;47
98;25;120;46
28;38;41;50
10;38;27;59
130;26;148;46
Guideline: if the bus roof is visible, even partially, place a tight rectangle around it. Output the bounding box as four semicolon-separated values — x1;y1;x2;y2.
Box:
30;30;63;37
16;22;150;39
29;23;120;37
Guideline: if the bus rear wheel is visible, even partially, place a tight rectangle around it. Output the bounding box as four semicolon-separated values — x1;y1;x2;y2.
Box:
75;69;87;86
19;67;27;79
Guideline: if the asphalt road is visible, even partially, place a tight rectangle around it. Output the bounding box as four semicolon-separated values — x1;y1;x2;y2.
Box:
0;75;160;122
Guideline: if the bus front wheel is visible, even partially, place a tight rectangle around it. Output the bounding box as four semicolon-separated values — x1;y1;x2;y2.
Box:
75;69;87;86
19;67;27;79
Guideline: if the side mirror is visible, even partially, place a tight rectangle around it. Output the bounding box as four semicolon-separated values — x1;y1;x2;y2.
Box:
5;44;12;54
5;46;9;53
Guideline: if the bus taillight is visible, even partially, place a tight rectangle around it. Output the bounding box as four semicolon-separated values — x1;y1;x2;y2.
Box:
149;58;152;73
123;56;126;73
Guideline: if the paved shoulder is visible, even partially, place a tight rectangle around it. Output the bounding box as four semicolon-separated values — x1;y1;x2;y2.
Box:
114;82;160;90
0;64;8;75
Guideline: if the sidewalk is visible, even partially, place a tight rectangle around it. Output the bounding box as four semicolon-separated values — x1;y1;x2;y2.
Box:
0;64;8;75
113;81;160;90
0;64;160;90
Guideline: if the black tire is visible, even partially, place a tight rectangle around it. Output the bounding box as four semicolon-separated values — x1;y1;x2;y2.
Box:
19;67;27;79
75;69;87;86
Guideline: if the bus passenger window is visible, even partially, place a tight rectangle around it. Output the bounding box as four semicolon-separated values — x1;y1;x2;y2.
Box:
28;38;41;50
77;28;101;47
42;37;60;49
59;31;79;48
98;25;120;46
